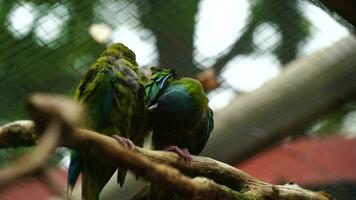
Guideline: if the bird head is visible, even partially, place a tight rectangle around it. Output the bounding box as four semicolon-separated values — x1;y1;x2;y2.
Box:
101;43;137;64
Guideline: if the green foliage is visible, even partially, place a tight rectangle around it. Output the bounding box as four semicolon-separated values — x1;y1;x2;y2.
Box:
0;0;103;122
213;0;311;72
135;0;200;77
307;103;356;135
0;147;65;168
0;0;103;166
250;0;311;64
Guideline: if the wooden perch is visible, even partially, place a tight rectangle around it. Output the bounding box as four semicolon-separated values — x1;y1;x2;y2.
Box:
0;94;85;198
135;149;333;199
0;94;332;200
0;120;36;148
0;120;61;187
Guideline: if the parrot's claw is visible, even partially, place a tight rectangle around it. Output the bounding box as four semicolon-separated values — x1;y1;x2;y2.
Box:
112;135;135;150
165;145;193;162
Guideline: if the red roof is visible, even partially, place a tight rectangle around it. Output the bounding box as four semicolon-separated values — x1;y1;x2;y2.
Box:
0;168;67;200
236;135;356;185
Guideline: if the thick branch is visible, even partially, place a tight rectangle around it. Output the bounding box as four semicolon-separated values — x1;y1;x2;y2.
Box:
135;148;332;200
0;120;36;148
67;129;245;200
0;95;246;200
0;94;84;198
0;120;61;187
0;117;332;200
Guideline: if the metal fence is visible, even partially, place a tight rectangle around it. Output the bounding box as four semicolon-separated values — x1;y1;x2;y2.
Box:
0;0;355;199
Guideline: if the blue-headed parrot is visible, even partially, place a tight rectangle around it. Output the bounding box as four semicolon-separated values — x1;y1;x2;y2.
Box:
144;67;214;200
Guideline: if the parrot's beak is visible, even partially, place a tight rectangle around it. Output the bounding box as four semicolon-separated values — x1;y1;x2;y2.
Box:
148;104;157;112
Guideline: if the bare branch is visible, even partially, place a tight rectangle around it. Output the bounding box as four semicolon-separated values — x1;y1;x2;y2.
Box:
0;117;332;199
26;93;85;135
134;146;332;200
65;129;247;199
0;120;36;148
0;94;85;199
0;119;61;187
0;95;332;200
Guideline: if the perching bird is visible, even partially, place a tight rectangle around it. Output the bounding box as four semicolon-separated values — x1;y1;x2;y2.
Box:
67;43;146;200
145;67;214;200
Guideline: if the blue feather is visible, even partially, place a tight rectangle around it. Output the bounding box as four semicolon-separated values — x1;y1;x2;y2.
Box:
145;69;175;108
68;150;83;190
100;84;113;123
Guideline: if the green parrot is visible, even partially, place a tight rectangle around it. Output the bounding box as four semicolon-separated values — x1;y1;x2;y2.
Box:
67;43;147;200
144;67;214;200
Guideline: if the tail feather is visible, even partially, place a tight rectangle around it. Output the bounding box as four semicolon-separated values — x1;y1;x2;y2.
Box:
117;169;128;187
82;159;117;200
67;150;83;199
66;184;73;200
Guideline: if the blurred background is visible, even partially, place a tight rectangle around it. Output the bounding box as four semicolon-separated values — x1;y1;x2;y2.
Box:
0;0;355;199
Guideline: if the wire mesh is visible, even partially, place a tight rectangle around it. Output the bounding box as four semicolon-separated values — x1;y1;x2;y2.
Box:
0;0;355;199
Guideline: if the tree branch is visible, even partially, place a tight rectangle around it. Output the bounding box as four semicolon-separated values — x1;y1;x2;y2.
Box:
0;120;36;148
0;94;84;199
0;120;61;187
0;94;332;200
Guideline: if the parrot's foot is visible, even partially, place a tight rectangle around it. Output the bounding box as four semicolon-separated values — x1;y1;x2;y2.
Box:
112;135;135;150
164;145;193;162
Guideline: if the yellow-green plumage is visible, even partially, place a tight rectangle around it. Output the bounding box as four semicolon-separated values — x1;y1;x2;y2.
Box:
68;43;146;200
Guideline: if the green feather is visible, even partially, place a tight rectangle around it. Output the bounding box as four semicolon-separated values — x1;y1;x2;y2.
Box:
144;67;176;107
68;43;148;200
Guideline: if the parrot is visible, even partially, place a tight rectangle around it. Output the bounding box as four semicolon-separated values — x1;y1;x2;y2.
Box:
67;43;147;200
144;67;214;200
